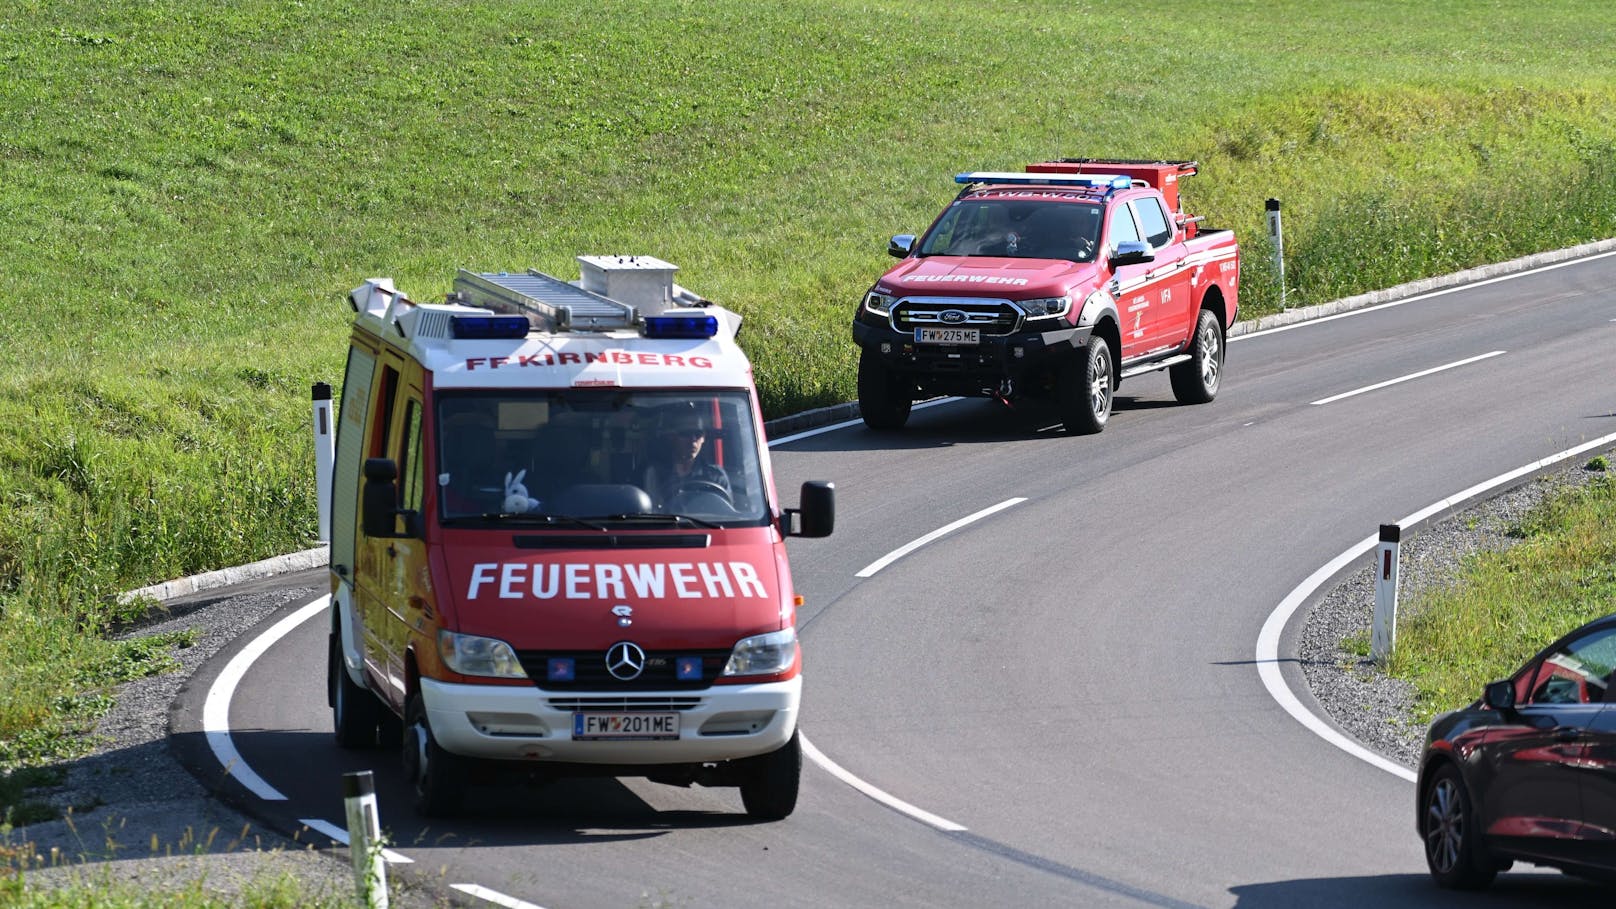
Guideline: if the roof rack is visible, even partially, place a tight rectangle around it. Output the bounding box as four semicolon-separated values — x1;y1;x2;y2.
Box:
452;269;638;332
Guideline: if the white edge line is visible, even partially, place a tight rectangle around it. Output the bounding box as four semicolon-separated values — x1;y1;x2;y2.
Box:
1258;430;1616;782
769;397;960;447
450;883;550;909
202;595;331;801
297;817;414;864
855;497;1028;578
1233;247;1616;342
800;733;967;832
1309;350;1506;406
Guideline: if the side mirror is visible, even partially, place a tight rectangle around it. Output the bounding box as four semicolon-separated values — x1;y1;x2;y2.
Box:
1108;240;1154;268
1483;679;1516;712
888;234;916;258
362;457;404;538
785;481;835;538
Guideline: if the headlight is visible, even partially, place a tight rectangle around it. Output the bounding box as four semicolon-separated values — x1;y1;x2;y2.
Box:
438;630;528;679
721;628;797;677
1020;296;1071;319
863;290;896;316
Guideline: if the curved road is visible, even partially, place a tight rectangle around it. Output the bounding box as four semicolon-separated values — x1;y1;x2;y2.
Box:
176;249;1616;908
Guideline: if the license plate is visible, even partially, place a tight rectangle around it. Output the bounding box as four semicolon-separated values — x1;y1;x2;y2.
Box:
915;327;979;345
572;712;680;740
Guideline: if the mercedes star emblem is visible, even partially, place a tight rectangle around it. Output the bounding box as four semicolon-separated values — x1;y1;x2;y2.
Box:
605;641;647;681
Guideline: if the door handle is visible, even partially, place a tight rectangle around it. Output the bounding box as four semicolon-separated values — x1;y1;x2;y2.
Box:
386;543;398;559
1553;727;1581;742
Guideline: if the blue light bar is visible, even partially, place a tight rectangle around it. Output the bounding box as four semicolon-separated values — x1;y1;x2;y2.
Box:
955;171;1131;191
451;314;530;339
643;314;719;339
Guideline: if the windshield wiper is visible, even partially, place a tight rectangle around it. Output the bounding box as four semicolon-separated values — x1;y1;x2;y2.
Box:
599;512;723;529
452;513;609;531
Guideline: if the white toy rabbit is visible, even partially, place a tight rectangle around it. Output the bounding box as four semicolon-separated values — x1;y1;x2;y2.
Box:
503;469;538;513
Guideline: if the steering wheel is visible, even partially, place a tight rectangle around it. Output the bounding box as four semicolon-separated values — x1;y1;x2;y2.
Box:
674;479;733;504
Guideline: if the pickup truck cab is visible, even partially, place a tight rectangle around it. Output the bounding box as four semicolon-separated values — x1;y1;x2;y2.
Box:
326;256;834;819
852;159;1240;433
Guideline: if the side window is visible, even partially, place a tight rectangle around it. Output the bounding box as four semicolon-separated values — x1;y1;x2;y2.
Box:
1135;197;1174;249
399;400;423;511
1523;626;1616;705
373;364;401;457
1107;204;1141;251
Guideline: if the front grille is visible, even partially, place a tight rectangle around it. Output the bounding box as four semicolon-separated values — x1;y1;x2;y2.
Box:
892;298;1022;336
547;696;704;712
517;649;731;691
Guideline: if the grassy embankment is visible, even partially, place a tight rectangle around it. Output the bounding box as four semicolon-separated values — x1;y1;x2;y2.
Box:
1387;456;1616;724
2;0;1616;887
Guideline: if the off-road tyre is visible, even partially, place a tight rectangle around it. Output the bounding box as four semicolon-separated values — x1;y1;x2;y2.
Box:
857;349;913;430
1170;308;1223;405
1059;337;1112;435
739;732;801;820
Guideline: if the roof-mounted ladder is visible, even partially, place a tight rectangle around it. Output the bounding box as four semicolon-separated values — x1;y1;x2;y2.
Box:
452;269;638;332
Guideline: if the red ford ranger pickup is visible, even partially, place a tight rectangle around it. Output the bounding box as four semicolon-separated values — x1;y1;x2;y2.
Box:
852;159;1240;433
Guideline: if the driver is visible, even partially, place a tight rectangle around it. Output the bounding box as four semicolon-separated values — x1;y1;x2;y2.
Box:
642;404;731;510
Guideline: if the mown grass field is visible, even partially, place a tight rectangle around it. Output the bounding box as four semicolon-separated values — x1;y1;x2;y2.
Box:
3;0;1616;859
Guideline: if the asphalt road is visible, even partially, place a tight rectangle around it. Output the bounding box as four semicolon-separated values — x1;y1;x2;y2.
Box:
176;249;1616;908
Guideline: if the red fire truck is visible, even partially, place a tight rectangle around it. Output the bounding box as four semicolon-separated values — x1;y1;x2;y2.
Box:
852;159;1241;433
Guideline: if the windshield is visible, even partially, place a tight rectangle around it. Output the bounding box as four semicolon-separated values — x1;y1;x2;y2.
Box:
435;389;768;527
917;198;1102;262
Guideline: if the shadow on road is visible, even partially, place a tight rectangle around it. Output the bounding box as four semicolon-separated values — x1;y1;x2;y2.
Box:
1229;871;1611;908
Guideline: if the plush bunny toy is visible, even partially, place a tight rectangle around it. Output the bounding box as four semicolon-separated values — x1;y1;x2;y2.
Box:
503;470;538;513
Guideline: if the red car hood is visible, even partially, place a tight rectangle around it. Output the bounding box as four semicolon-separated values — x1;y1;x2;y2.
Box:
438;527;788;650
879;256;1098;298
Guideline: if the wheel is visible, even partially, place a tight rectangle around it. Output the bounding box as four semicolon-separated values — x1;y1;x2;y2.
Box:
857;349;912;430
739;731;801;820
1170;308;1223;404
1423;763;1497;889
330;632;383;748
403;693;467;817
1059;337;1112;434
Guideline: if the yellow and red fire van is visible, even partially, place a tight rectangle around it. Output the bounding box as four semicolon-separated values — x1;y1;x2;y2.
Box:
325;256;834;818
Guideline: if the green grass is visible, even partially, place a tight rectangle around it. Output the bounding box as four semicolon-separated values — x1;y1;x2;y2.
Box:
1387;461;1616;722
2;0;1616;852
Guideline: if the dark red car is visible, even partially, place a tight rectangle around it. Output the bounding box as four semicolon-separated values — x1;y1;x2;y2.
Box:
1417;612;1616;887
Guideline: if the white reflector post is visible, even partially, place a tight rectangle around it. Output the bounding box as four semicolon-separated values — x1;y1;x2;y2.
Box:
1372;523;1401;664
343;770;389;909
1266;198;1285;309
313;382;335;544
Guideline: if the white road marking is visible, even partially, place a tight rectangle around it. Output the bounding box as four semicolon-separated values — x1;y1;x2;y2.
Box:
450;884;549;909
1309;350;1506;406
203;595;331;801
1257;429;1616;781
854;498;1028;578
769;397;959;446
298;817;414;863
1232;247;1616;342
800;734;967;832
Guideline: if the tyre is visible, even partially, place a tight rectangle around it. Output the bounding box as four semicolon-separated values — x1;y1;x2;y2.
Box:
1423;764;1497;889
1169;308;1223;405
1058;337;1112;435
739;731;801;820
330;632;383;749
857;349;912;430
403;693;467;817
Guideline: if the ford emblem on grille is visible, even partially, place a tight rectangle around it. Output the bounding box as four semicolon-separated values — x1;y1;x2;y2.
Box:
605;641;647;680
940;309;967;324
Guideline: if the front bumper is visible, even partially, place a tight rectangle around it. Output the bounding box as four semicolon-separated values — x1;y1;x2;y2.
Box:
852;315;1092;396
420;675;800;765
